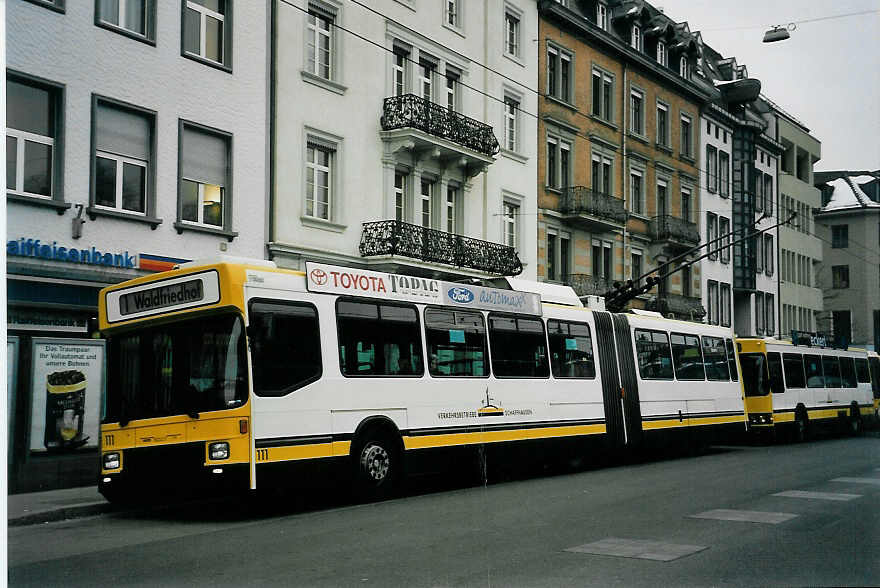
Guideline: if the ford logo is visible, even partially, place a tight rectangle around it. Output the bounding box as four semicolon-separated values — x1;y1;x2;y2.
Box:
447;287;474;304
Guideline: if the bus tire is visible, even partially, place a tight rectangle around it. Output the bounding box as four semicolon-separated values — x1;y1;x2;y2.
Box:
794;407;809;443
848;403;862;436
352;433;400;500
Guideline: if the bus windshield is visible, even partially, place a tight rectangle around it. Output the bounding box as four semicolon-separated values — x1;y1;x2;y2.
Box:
740;352;769;397
105;313;248;423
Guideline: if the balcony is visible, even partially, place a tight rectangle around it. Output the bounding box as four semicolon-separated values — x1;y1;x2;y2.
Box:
649;215;700;250
359;220;523;276
647;293;706;320
567;274;613;297
559;187;627;231
380;94;499;174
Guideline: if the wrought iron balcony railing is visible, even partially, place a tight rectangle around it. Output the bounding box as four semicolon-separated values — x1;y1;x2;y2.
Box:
649;215;700;245
567;274;613;297
647;293;706;319
359;220;522;276
560;187;627;225
380;94;500;158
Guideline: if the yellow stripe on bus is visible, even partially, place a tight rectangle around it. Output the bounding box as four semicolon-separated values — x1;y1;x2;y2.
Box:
403;424;606;450
687;414;746;426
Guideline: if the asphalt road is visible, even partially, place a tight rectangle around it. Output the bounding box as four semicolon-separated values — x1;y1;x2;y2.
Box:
8;436;880;587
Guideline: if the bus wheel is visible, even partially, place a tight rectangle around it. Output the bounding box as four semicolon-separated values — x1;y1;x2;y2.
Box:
794;409;809;443
353;435;399;500
848;404;862;436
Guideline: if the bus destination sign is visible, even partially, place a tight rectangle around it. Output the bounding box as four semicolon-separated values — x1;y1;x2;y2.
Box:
119;279;203;316
105;270;221;324
306;263;542;316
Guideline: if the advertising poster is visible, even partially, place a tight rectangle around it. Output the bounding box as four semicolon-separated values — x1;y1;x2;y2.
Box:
29;338;105;453
8;337;20;463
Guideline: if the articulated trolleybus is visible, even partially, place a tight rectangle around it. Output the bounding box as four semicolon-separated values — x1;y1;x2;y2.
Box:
738;336;877;440
98;258;746;501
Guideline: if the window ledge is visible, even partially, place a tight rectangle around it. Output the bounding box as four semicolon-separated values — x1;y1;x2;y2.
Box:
300;70;347;95
173;221;237;240
502;52;525;68
442;21;466;39
7;193;71;214
545;95;578;112
300;215;347;233
392;0;416;11
500;148;528;164
544;186;563;195
87;206;162;228
22;0;64;13
679;154;696;165
629;212;650;222
589;115;618;131
628;132;649;145
95;21;156;46
182;52;232;74
655;143;672;154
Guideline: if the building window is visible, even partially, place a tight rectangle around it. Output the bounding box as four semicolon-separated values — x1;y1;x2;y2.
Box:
393;49;408;96
96;0;154;41
546;230;571;282
764;234;774;276
546;136;571;189
6;76;60;200
504;97;518;152
756;233;764;274
306;143;332;220
631;249;642;286
592;154;613;195
306;3;334;80
765;294;775;336
679;55;689;79
764;173;773;216
832;265;850;289
680;114;692;157
706;145;717;192
419;178;433;228
445;0;458;28
719;216;730;263
755;291;764;335
445;69;459;111
681;265;692;297
718;150;730;197
547;45;572;103
755;171;764;213
657;41;667;66
183;0;230;68
503;201;518;248
630;24;642;51
630;170;643;215
680;187;692;221
446;185;458;233
707;280;718;325
832;225;849;248
596;3;607;30
93;99;153;216
394;172;407;222
178;121;232;235
591;68;614;122
418;59;435;101
25;0;65;11
707;212;718;260
630;89;644;135
504;9;519;57
720;283;731;326
592;240;613;280
656;179;668;216
833;310;852;346
656;102;669;146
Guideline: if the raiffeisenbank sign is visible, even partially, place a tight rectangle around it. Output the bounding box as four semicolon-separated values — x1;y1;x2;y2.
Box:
305;262;542;316
7;237;136;268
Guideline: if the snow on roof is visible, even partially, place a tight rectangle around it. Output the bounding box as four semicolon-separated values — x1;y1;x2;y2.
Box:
822;177;880;212
851;174;878;185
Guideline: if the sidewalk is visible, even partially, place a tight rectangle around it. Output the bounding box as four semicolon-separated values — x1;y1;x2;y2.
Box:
8;486;115;527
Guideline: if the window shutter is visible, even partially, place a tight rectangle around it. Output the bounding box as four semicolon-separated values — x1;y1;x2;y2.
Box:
96;103;150;161
182;126;228;186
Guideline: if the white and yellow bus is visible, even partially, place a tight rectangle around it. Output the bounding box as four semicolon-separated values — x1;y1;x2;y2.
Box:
98;259;745;501
738;337;874;441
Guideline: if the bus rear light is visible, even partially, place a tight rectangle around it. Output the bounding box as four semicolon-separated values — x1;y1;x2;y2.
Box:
209;442;230;460
103;452;121;470
239;419;248;434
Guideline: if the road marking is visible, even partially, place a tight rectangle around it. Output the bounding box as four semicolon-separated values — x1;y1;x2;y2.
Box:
565;538;708;562
689;509;798;524
774;490;861;501
831;477;880;486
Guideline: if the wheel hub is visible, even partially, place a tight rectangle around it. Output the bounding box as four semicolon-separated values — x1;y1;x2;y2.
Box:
361;443;390;482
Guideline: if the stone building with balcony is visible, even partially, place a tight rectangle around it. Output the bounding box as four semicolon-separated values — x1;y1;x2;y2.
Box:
270;0;538;280
537;0;714;319
697;48;784;337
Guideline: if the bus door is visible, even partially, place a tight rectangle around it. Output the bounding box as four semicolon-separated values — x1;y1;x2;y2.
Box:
593;312;643;448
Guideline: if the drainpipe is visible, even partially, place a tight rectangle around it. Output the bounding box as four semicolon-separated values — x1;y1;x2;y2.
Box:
622;62;629;297
482;0;489;242
775;115;781;338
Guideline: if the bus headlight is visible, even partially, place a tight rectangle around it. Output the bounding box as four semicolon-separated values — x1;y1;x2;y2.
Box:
209;442;230;460
103;452;121;470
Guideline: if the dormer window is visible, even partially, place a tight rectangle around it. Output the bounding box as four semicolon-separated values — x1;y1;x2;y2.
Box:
597;3;608;31
631;25;642;51
657;41;667;66
679;55;690;79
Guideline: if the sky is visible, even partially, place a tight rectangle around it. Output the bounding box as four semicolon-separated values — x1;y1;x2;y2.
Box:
657;0;880;171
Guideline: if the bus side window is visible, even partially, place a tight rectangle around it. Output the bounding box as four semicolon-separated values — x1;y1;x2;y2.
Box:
703;335;730;381
822;355;841;387
670;332;705;381
869;357;880;397
839;356;857;388
725;338;738;381
782;353;805;388
249;301;322;396
766;352;784;393
424;308;488;378
804;354;824;388
854;358;871;384
336;299;424;377
634;329;674;380
547;320;596;379
488;314;549;378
